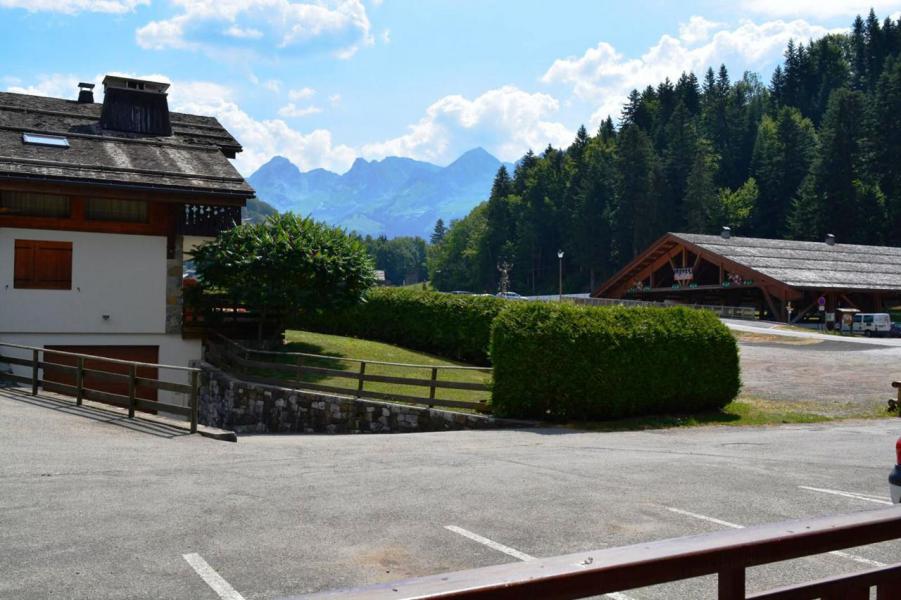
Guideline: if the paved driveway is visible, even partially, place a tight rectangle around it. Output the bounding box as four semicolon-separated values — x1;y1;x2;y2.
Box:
2;387;901;599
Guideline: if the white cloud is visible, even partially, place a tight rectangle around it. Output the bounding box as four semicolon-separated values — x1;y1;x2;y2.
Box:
542;17;840;126
362;85;572;164
288;86;316;100
678;16;723;44
381;28;390;43
136;0;374;59
742;0;901;18
277;102;322;117
0;0;147;13
263;79;282;92
329;93;342;105
224;25;264;39
7;73;82;98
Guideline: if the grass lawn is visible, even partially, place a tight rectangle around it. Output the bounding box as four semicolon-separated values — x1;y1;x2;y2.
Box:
251;330;889;430
272;329;491;408
568;395;888;433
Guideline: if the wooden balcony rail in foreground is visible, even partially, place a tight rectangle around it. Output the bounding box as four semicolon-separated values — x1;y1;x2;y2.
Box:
296;507;901;600
0;341;200;433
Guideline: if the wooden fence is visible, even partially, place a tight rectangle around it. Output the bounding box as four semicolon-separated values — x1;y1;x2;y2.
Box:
0;341;200;432
298;506;901;599
206;334;492;413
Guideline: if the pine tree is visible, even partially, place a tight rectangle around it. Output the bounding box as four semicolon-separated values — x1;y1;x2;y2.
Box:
615;125;661;260
430;219;447;245
871;56;901;243
683;141;719;233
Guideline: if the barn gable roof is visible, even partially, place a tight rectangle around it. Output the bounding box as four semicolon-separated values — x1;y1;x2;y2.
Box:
673;233;901;291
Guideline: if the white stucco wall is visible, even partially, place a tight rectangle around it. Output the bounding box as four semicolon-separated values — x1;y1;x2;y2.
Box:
0;228;167;334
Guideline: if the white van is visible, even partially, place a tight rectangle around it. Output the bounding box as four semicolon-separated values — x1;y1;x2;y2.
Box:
851;312;892;336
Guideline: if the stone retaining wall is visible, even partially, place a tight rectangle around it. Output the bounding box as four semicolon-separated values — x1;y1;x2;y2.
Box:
198;362;532;434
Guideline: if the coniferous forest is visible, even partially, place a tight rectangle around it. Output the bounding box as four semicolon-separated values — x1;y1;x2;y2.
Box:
428;10;901;295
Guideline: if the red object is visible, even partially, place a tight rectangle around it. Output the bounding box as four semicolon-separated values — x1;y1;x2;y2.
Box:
895;437;901;465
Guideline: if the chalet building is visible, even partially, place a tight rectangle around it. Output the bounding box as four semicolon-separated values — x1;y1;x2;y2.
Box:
592;229;901;322
0;76;253;401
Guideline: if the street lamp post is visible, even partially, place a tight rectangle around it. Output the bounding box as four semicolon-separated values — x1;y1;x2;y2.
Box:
557;249;564;302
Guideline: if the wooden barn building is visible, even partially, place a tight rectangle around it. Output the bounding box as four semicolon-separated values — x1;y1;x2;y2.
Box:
592;229;901;322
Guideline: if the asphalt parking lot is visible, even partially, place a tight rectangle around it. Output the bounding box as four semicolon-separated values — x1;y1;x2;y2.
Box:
2;387;901;600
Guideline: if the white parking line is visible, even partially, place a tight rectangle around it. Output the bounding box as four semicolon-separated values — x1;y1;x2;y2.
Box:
798;485;893;505
444;525;634;600
183;553;246;600
664;507;887;569
444;525;535;561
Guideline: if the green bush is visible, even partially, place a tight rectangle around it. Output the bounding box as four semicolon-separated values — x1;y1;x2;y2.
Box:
490;302;740;420
295;288;506;365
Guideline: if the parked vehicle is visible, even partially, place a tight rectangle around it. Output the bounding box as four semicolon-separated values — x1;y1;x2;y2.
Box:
496;291;525;300
890;323;901;338
851;312;892;337
890;437;901;503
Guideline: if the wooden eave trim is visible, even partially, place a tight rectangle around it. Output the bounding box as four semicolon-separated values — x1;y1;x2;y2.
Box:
0;178;249;207
592;233;677;297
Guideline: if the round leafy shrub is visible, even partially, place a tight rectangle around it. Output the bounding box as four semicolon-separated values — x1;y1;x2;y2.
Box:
490;302;740;420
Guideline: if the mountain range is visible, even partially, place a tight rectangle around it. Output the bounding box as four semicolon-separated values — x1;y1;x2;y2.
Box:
247;147;513;238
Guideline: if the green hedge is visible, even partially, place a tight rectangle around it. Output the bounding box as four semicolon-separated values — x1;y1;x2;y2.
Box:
490;302;740;420
295;288;506;365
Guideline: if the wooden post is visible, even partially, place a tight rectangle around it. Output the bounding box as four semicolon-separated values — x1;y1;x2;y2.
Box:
189;370;199;434
357;361;366;397
75;356;84;406
127;363;136;419
718;567;745;599
31;349;39;396
428;367;438;408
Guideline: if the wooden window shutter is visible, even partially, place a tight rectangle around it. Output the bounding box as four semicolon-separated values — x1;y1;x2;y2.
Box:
14;239;72;289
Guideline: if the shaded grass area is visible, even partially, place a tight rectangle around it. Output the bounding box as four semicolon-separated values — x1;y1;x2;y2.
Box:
566;395;889;433
258;329;493;406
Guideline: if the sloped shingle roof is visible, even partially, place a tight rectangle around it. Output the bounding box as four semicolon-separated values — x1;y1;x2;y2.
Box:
675;233;901;291
0;91;253;198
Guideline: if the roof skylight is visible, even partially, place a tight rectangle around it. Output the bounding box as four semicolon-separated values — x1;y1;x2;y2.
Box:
22;133;69;148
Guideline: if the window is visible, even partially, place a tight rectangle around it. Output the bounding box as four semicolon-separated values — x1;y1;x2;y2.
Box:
0;191;70;218
14;239;73;290
85;198;148;223
22;133;69;148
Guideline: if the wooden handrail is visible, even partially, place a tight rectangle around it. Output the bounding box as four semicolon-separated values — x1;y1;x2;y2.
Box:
295;507;901;600
206;337;492;412
213;333;492;372
0;341;201;433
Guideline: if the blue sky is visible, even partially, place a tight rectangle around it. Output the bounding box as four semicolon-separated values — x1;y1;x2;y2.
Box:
2;0;900;176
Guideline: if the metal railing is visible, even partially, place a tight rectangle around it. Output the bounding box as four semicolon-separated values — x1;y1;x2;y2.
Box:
207;334;492;413
0;341;200;432
297;507;901;599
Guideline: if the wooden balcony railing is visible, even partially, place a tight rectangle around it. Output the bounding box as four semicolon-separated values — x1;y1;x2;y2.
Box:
296;507;901;599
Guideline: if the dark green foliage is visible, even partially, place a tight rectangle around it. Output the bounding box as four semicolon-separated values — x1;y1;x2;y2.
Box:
297;288;506;365
429;10;901;295
490;302;741;420
361;235;428;285
191;214;376;339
